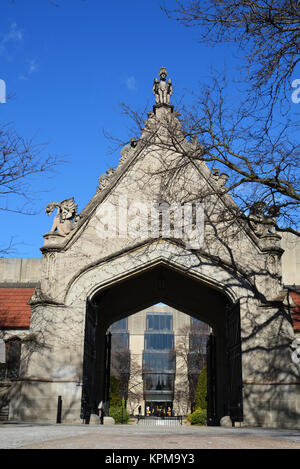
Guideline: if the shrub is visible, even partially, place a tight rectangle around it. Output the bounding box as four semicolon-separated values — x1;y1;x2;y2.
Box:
110;376;121;407
189;408;207;426
195;366;207;410
109;406;130;424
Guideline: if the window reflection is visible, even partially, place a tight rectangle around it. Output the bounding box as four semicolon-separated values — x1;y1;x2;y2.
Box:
110;318;129;348
144;333;174;350
112;332;129;348
143;351;175;372
144;373;174;391
146;314;172;331
110;318;128;332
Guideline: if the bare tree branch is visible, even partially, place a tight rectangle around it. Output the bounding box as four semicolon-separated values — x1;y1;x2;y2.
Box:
163;0;300;118
117;79;300;237
0;124;61;254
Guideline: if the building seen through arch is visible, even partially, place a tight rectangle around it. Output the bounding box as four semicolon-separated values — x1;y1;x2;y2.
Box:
109;304;210;416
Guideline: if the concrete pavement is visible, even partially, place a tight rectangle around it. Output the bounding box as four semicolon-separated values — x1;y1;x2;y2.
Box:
1;422;300;449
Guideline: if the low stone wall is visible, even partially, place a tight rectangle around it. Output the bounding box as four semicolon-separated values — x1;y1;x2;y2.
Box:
8;380;83;424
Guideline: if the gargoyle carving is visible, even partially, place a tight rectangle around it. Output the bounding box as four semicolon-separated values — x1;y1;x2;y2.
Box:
249;202;277;236
45;197;79;236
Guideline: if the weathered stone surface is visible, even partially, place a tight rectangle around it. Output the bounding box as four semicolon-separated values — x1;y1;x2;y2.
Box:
220;416;232;427
104;417;115;425
89;414;100;425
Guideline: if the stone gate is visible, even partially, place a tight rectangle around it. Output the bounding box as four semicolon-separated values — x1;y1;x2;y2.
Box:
1;68;300;428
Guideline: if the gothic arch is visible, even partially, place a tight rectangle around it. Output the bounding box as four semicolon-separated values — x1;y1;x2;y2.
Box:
64;240;256;310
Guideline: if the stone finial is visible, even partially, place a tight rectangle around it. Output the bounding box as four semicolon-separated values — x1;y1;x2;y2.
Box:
45;197;79;236
152;67;173;106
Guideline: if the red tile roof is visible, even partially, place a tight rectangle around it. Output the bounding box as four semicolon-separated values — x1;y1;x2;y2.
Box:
0;288;34;328
290;291;300;332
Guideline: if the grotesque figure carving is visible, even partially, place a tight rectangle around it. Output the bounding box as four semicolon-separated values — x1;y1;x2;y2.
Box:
249;202;277;236
45;197;79;236
152;67;173;105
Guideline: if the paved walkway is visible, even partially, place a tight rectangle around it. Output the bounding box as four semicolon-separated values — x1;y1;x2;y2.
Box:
1;422;300;449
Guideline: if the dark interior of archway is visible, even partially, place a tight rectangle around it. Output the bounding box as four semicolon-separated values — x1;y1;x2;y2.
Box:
92;264;231;332
84;264;233;424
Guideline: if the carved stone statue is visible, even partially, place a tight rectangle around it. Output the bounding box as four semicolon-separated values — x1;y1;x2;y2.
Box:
249;201;277;236
45;197;79;236
152;67;173;105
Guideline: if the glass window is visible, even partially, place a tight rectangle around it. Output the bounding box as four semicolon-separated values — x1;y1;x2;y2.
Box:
189;335;207;353
110;318;128;332
144;333;174;351
144;373;174;391
110;318;129;350
111;332;129;349
146;314;172;331
190;317;210;332
143;351;175;372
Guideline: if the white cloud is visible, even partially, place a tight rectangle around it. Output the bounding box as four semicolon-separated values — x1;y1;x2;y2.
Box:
28;59;38;75
19;59;39;80
0;22;24;57
125;75;137;91
4;22;23;43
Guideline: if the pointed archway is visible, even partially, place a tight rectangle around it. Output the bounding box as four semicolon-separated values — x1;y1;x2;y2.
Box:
80;262;243;426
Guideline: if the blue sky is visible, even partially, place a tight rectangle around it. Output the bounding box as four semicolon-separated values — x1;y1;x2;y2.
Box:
0;0;299;257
